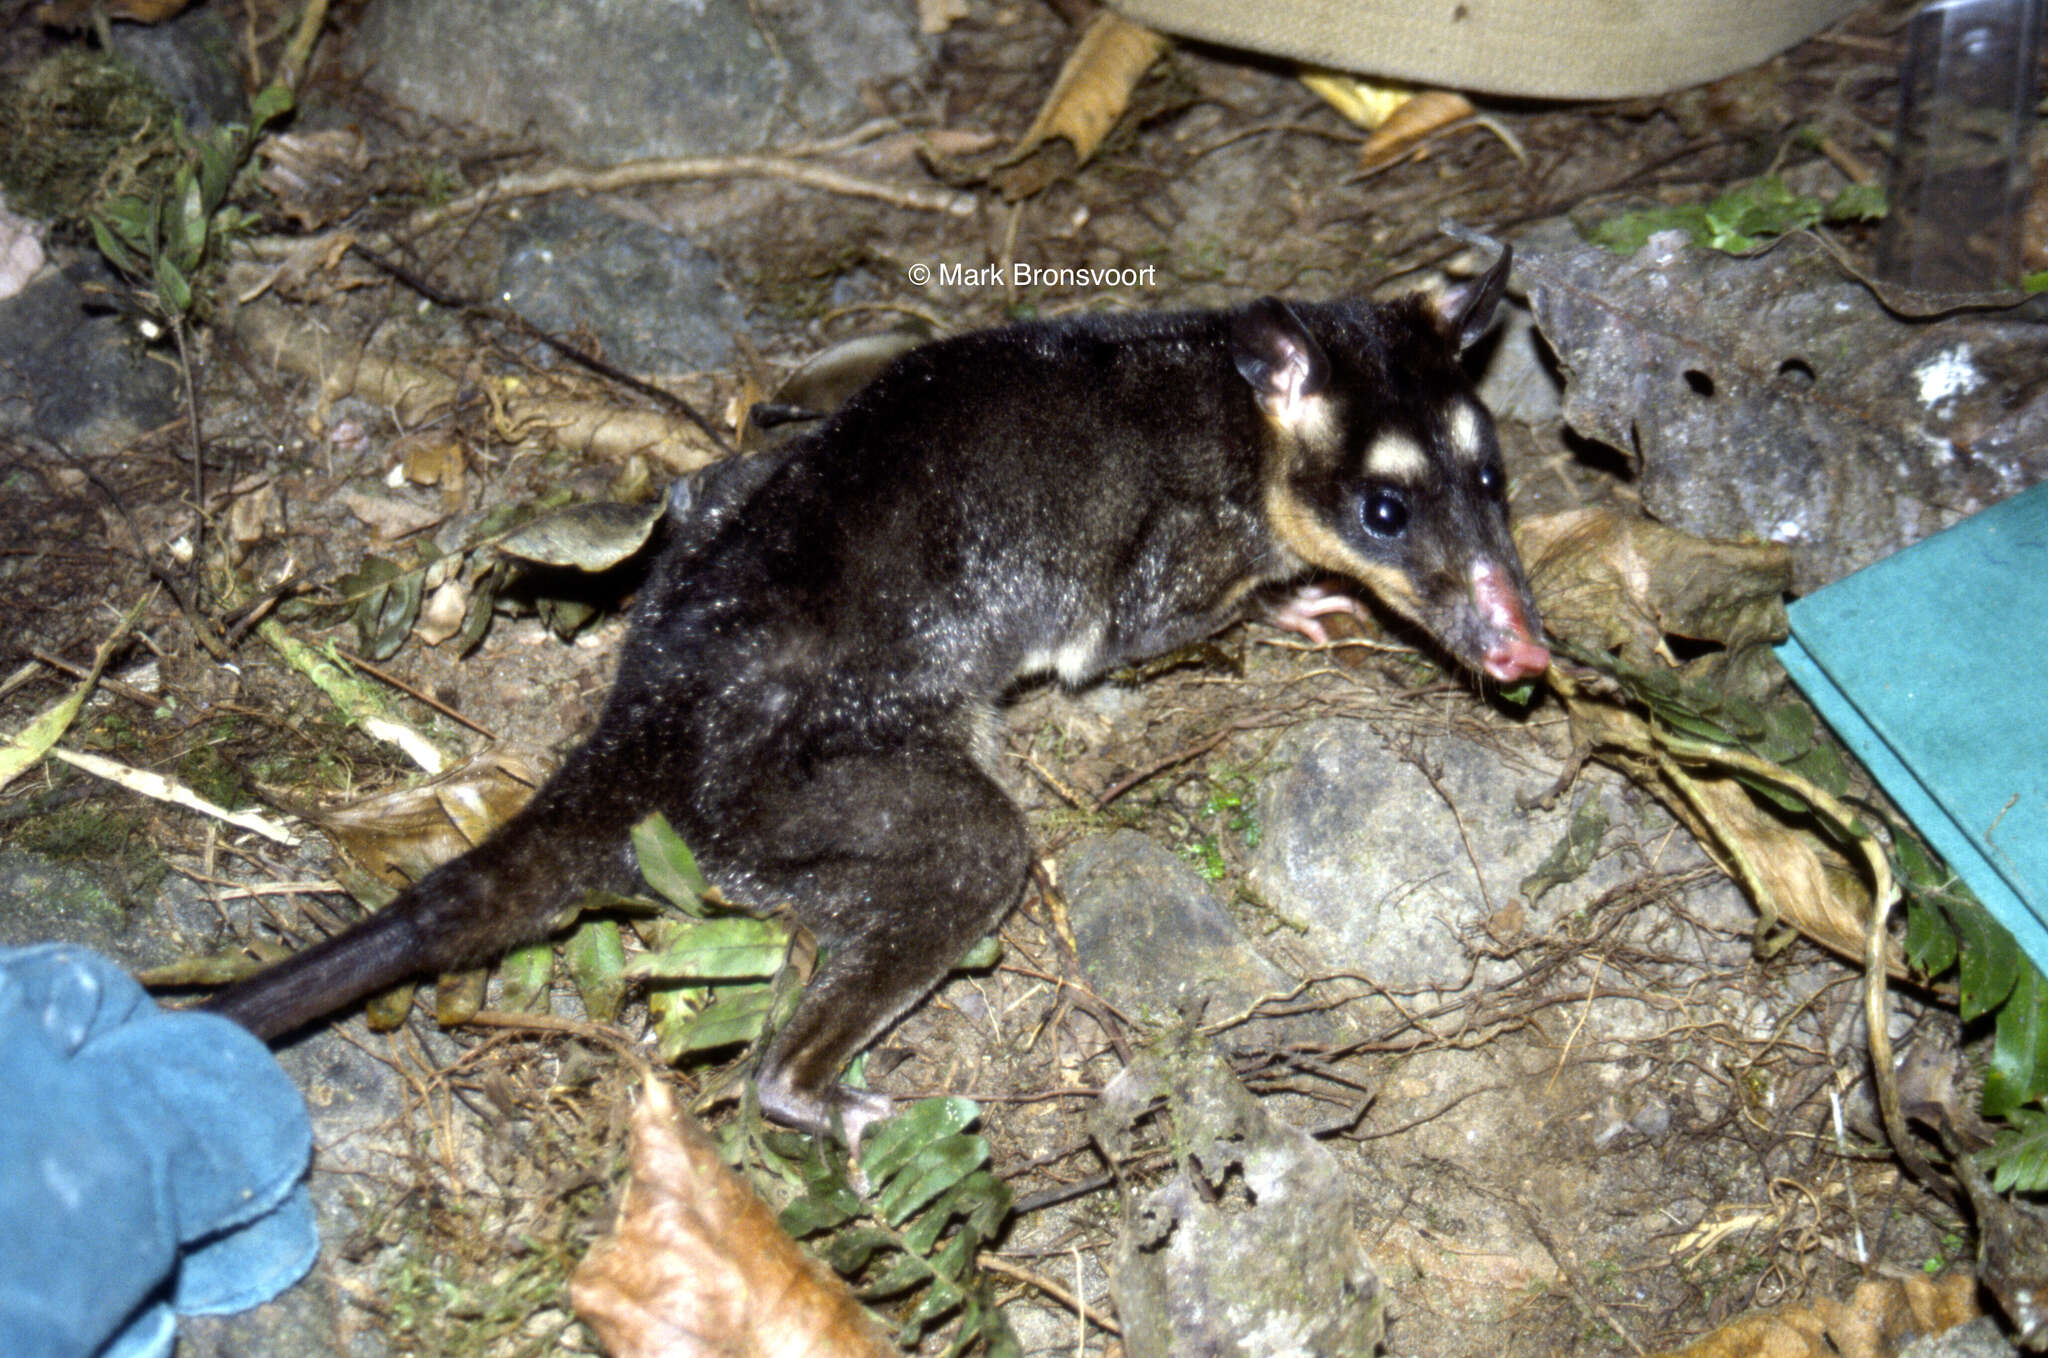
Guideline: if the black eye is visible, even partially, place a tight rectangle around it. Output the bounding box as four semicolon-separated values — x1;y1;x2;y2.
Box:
1360;487;1409;537
1477;463;1504;496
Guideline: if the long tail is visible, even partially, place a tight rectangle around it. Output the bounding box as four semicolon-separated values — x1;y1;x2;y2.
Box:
202;748;647;1040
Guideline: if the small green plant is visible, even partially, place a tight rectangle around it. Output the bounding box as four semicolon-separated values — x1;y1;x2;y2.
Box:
626;813;791;1060
1586;174;1885;256
89;82;293;323
768;1097;1018;1356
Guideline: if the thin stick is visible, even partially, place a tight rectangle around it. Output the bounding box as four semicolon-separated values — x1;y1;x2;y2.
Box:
332;646;497;739
977;1253;1121;1336
405;156;976;237
49;746;299;845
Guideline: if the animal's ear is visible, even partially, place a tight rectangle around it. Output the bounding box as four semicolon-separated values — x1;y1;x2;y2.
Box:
1231;297;1328;418
1434;243;1512;352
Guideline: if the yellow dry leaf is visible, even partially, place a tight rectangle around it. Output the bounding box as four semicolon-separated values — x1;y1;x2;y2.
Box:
1007;11;1169;169
1298;70;1415;129
1651;1273;1978;1358
1358;89;1478;172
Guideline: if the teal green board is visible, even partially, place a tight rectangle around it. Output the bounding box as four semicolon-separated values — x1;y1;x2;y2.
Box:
1776;481;2048;972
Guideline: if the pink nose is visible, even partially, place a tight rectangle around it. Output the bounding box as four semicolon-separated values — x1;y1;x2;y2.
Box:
1483;635;1551;682
1469;559;1550;682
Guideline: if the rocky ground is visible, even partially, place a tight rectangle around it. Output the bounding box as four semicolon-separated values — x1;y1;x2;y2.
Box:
1;1;2044;1355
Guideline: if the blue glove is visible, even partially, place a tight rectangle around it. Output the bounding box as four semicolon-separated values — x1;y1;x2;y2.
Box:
0;944;317;1358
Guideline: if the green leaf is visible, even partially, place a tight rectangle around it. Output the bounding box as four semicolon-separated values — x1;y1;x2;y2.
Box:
1952;897;2021;1021
1825;183;1886;223
249;80;295;130
865;1248;939;1301
196;130;238;215
1983;1106;2048;1193
100;196;156;254
631;812;709;911
337;556;424;660
153;254;192;316
777;1189;861;1237
1903;898;1958;978
89;216;142;277
895;1267;965;1337
628;917;786;980
873;1134;990;1227
859;1096;981;1187
498;940;554;1012
1984;962;2048;1117
955;934;1003;971
169;166;207;271
822;1225;903;1277
663;983;774;1055
565;917;626;1022
498;499;666;570
452;560;499;657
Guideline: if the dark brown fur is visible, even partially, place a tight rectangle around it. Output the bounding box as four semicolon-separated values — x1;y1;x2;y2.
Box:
205;249;1545;1140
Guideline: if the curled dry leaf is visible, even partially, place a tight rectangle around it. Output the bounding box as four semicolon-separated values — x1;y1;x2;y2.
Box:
395;429;468;511
258;127;372;231
571;1078;895;1358
415;577;471;647
498;498;668;571
310;745;552;887
1518;506;1793;669
1357;90;1477;172
234;301;725;471
996;11;1168;198
1650;1272;1978;1358
1517;508;1879;964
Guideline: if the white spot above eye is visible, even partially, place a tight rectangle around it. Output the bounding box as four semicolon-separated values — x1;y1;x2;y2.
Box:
1447;402;1484;460
1366;432;1429;481
1913;345;1982;409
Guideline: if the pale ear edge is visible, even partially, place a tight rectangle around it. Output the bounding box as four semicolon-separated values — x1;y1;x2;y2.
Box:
1438;243;1512;352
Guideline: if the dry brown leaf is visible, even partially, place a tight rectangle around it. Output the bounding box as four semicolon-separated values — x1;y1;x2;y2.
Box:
258;128;373;231
414;577;472;647
309;746;551;888
916;0;968;35
997;10;1168;196
1518;509;1879;963
1518;506;1792;670
337;487;445;541
1652;1272;1979;1358
395;430;468;510
235;302;725;472
1357;89;1477;172
571;1079;896;1358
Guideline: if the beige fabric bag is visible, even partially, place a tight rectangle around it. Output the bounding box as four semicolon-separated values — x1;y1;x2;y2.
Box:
1108;0;1869;98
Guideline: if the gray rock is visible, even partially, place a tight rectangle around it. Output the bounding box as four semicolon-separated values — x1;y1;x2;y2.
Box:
351;0;925;163
1247;719;1629;995
496;197;748;374
1517;218;2048;590
1899;1316;2022;1358
0;259;180;455
1097;1037;1384;1358
1060;830;1305;1037
0;850;127;955
108;3;246;131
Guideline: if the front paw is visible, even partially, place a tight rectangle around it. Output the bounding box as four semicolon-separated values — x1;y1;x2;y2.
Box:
1268;582;1367;645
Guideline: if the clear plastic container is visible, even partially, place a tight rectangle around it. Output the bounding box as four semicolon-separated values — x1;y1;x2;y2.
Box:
1876;0;2043;290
